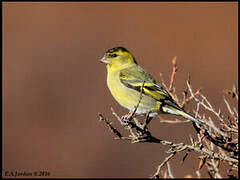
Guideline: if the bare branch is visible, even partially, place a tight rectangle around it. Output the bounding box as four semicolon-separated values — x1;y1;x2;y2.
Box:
99;57;238;178
152;153;176;178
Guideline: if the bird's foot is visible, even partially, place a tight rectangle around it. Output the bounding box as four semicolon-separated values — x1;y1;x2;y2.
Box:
120;114;131;126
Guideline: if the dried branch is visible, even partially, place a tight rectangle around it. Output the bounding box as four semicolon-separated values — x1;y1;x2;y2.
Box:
168;56;178;92
99;57;238;178
152;153;175;178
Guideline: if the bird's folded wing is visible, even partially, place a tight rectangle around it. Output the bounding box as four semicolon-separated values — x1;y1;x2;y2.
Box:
119;65;172;101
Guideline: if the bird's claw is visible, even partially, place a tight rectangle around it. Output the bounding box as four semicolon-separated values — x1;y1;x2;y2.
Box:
120;115;130;126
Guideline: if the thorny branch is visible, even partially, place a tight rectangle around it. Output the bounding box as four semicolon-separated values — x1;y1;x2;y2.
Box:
99;57;238;178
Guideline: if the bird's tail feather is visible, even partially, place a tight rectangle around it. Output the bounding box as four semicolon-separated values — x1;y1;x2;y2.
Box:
162;106;203;125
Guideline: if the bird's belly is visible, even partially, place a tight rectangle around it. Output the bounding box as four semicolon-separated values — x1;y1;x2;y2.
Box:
107;72;157;114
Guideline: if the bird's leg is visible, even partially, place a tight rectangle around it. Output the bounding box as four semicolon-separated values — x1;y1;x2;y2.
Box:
145;112;153;125
143;111;153;131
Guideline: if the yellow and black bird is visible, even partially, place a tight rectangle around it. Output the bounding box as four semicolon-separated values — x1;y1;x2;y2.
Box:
100;46;203;125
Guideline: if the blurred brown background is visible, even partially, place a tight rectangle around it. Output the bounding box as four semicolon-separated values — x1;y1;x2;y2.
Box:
3;2;238;178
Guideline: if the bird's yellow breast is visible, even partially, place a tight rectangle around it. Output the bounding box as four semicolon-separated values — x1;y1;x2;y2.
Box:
106;65;157;114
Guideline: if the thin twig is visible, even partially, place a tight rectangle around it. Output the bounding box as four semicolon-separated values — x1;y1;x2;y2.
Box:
152;153;176;178
168;56;178;92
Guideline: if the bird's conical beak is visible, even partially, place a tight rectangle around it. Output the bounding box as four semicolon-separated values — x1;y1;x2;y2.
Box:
99;55;110;64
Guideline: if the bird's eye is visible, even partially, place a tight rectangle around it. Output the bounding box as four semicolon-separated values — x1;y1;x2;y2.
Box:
111;54;117;58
